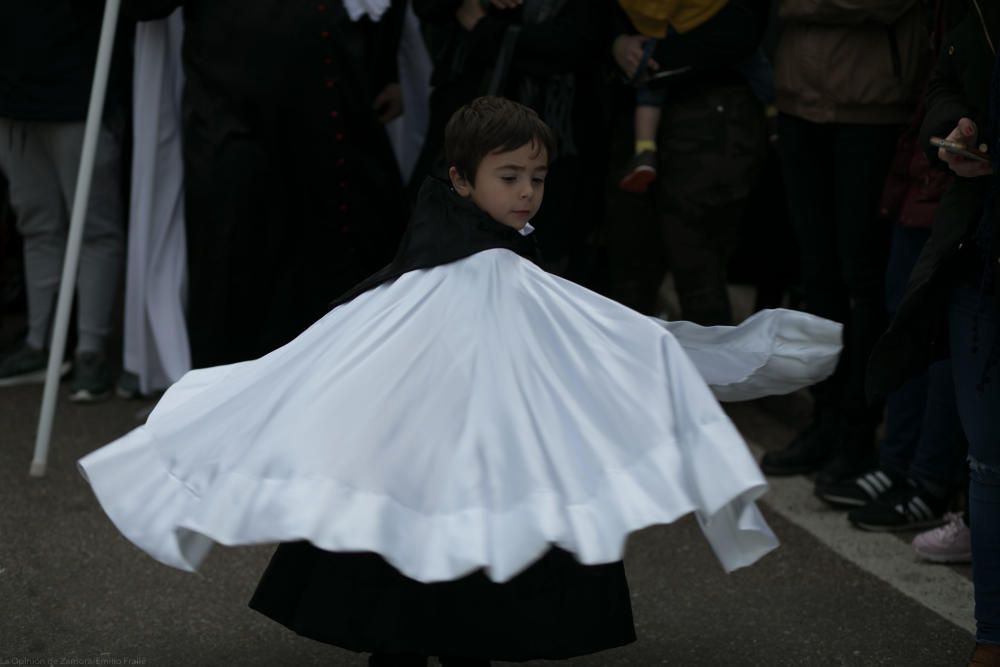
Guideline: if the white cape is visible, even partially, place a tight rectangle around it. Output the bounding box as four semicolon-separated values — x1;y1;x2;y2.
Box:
80;249;841;583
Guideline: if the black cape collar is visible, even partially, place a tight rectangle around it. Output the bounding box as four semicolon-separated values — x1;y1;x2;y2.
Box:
331;176;539;309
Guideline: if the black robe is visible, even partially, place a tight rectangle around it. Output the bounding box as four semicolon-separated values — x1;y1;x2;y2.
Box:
125;0;409;368
248;178;636;662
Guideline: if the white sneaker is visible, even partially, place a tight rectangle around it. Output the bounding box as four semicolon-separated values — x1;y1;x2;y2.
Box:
912;512;971;564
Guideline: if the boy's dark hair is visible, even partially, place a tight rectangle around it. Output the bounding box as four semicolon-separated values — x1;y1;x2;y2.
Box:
445;96;557;184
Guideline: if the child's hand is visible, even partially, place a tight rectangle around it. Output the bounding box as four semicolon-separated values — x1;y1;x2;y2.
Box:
612;35;659;81
938;118;994;178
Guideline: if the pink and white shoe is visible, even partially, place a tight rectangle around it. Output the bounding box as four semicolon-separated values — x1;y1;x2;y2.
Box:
912;512;971;564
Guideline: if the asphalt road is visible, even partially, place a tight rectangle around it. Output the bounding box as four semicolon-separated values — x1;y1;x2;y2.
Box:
0;281;976;666
0;372;976;666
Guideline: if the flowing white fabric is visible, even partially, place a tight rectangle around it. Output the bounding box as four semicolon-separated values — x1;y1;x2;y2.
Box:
343;0;391;22
654;310;842;402
124;10;190;394
80;249;841;583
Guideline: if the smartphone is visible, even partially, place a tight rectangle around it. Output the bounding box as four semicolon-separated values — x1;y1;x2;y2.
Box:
646;65;694;81
627;65;694;87
930;136;991;163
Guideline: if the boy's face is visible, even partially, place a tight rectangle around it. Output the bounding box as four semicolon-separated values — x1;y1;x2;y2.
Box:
449;142;548;230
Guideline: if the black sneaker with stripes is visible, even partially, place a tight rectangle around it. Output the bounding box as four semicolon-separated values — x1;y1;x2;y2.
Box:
814;468;900;509
847;481;950;532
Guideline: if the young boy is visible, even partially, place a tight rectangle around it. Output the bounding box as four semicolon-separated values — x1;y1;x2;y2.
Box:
79;97;840;665
248;98;638;667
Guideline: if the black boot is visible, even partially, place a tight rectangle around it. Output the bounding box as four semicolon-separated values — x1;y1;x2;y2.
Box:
814;449;877;487
759;410;837;476
814;435;878;487
815;402;878;486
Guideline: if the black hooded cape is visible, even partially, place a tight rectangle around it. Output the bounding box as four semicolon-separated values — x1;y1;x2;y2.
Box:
328;176;540;308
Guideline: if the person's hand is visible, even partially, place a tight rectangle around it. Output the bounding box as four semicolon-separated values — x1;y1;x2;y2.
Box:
373;83;403;124
489;0;523;8
455;0;486;31
612;34;658;81
938;117;994;178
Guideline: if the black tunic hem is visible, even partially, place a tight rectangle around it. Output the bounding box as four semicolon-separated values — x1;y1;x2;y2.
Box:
248;542;636;662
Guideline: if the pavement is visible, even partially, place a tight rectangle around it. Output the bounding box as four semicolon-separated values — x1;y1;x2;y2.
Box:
0;302;978;666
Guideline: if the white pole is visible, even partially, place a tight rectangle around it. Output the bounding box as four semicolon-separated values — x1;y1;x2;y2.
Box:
30;0;122;477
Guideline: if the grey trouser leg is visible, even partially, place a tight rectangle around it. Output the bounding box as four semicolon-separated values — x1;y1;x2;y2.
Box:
0;119;124;352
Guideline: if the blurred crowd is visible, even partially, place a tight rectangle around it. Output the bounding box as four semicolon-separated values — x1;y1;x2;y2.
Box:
0;0;998;662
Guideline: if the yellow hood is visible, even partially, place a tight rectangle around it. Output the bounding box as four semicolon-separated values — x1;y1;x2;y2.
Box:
619;0;728;37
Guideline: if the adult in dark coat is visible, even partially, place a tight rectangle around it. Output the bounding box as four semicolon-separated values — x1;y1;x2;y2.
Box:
869;1;1000;394
409;0;611;279
125;1;409;368
759;0;929;484
867;0;1000;658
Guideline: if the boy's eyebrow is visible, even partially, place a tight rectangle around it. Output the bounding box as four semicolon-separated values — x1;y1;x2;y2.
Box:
494;164;549;171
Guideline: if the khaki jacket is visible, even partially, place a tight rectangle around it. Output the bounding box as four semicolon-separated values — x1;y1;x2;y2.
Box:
774;0;929;124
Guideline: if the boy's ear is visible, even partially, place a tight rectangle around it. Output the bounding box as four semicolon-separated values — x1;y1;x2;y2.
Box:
448;166;473;198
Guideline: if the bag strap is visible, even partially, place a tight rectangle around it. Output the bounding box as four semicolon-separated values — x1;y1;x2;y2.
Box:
487;25;522;96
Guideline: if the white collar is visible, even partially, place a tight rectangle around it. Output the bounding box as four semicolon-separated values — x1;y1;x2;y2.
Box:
518;222;535;236
342;0;391;21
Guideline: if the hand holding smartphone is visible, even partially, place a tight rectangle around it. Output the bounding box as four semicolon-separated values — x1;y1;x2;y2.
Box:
930;136;990;163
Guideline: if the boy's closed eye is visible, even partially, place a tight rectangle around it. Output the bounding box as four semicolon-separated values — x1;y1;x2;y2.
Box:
500;174;545;184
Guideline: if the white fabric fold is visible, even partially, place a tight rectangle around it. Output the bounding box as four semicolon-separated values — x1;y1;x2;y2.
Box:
80;250;839;583
652;309;843;402
342;0;391;21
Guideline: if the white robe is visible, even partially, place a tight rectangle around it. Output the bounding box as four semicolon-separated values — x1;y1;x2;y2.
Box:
123;10;190;394
82;249;842;584
385;1;433;183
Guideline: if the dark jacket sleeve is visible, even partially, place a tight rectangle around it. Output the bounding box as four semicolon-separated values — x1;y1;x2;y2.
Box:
920;4;1000;169
465;1;600;77
416;1;603;80
413;0;462;24
918;27;980;168
122;0;183;21
609;2;638;40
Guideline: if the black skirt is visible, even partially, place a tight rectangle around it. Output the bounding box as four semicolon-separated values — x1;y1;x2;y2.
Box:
248;542;636;662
